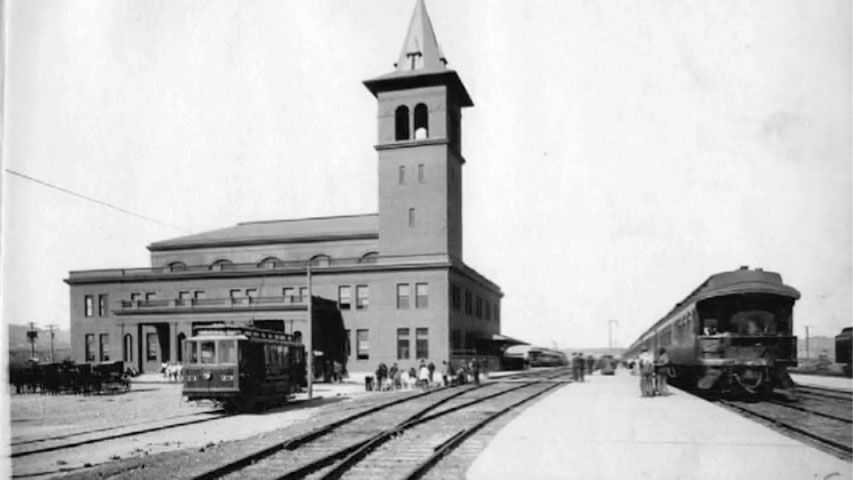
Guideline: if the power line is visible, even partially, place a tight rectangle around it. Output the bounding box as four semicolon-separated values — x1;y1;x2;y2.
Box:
5;169;190;233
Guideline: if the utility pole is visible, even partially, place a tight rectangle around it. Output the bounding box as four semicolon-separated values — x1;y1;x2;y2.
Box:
804;325;812;359
26;322;39;360
306;261;314;400
608;319;619;350
46;324;59;363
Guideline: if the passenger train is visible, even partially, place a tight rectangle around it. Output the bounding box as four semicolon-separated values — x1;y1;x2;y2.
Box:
625;267;800;394
836;327;852;377
182;325;305;412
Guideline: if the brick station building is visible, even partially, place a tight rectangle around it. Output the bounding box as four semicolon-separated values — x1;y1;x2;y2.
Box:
66;0;504;375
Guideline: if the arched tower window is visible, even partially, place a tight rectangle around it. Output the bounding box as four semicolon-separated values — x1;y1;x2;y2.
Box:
309;254;331;267
176;333;186;362
258;257;283;269
414;103;429;139
123;334;133;362
168;262;187;272
210;259;233;271
358;252;379;264
395;105;410;141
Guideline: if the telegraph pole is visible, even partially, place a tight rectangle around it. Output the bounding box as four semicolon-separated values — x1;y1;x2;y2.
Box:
26;322;39;360
306;261;314;400
46;324;59;363
608;319;619;350
804;325;812;359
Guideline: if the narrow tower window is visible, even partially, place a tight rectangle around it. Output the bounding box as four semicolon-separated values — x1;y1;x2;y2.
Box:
408;208;416;227
395;105;410;141
399;165;406;184
414;103;428;139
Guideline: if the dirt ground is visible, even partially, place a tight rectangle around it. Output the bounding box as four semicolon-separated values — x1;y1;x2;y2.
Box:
9;377;376;479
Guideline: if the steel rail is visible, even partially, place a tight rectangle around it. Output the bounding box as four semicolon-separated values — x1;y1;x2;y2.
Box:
190;386;452;480
719;400;852;457
315;381;555;480
401;382;562;480
764;398;852;424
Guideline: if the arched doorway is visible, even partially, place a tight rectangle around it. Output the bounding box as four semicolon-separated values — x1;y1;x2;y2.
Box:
177;333;186;362
123;334;133;362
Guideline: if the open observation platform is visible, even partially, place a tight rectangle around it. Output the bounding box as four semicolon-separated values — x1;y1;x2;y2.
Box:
467;368;851;480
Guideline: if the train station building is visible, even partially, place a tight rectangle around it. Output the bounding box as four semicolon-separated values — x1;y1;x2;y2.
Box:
65;0;504;375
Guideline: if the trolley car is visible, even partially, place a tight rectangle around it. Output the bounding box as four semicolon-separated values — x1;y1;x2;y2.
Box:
182;325;305;412
625;266;800;395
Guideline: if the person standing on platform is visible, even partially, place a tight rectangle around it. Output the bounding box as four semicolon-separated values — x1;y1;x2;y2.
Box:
587;355;595;374
655;347;671;396
638;347;655;397
472;358;482;385
418;362;430;388
427;361;436;384
571;353;580;381
389;363;399;390
578;353;585;382
375;362;387;391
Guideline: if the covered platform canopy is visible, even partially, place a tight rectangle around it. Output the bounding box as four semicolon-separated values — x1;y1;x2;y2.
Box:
490;333;529;349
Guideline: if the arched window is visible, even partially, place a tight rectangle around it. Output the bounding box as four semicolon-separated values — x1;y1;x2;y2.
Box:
123;334;133;362
309;254;331;267
176;333;186;362
358;252;379;264
414;103;429;139
210;259;233;271
395;105;410;141
168;262;187;272
258;257;283;269
293;331;303;343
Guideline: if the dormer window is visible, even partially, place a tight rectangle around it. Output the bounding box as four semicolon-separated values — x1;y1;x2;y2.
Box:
395;105;410;141
414;103;429;139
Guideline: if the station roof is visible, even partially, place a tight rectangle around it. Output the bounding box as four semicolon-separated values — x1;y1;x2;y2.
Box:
148;213;378;251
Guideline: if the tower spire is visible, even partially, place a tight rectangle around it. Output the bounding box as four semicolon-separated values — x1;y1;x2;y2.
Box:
395;0;447;72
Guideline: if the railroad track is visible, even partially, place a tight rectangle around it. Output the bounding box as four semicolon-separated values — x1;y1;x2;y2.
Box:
191;369;570;480
795;385;853;403
11;410;229;458
718;398;853;461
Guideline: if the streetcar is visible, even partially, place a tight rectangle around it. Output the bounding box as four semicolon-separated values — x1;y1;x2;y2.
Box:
182;325;305;412
624;266;800;395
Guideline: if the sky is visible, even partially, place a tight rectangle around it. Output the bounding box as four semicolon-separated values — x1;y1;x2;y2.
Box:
2;0;851;350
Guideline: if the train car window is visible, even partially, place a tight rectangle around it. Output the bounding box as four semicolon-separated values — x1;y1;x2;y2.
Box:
188;341;199;363
218;340;237;363
200;341;216;364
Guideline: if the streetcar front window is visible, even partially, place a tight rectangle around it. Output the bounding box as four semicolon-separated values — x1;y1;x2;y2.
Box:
200;341;216;364
218;340;236;364
188;341;199;363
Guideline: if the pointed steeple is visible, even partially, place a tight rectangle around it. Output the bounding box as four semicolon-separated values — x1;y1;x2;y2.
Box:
394;0;447;73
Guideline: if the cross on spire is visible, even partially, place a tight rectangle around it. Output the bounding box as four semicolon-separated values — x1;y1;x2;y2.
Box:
395;0;447;72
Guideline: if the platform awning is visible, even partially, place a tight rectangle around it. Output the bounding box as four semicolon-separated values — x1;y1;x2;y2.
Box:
490;334;529;347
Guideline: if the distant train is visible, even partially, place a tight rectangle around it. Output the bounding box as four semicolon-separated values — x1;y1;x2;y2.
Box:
624;266;800;394
528;348;569;367
836;327;852;377
182;325;305;412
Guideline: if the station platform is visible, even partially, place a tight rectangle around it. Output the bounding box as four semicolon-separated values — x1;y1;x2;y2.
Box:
467;368;851;480
791;373;853;392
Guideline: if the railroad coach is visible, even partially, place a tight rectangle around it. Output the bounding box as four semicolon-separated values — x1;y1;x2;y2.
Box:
625;266;800;394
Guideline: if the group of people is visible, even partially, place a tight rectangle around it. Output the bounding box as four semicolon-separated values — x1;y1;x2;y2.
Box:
636;347;671;397
570;353;595;382
370;358;485;391
160;362;182;382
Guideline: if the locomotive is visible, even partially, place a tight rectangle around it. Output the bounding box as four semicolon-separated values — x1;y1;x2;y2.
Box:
625;266;800;394
836;327;852;377
528;348;569;367
182;325;305;412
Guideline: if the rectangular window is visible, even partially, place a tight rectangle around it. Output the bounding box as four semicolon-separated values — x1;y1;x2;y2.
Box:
356;285;369;310
486;302;492;321
283;287;296;301
344;329;351;358
147;332;159;361
451;285;461;310
179;291;191;300
230;289;242;299
99;334;109;361
451;329;461;350
416;283;429;309
338;286;352;310
200;341;215;364
188;341;198;363
397;284;410;309
194;290;206;299
476;297;483;319
416;328;429;359
145;292;156;300
418;163;424;183
84;295;94;317
408;208;415;227
218;340;237;363
84;334;95;361
299;287;308;301
465;291;472;315
246;289;258;298
495;303;500;322
397;328;410;360
356;329;369;360
130;293;142;302
399;165;406;184
98;294;108;316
